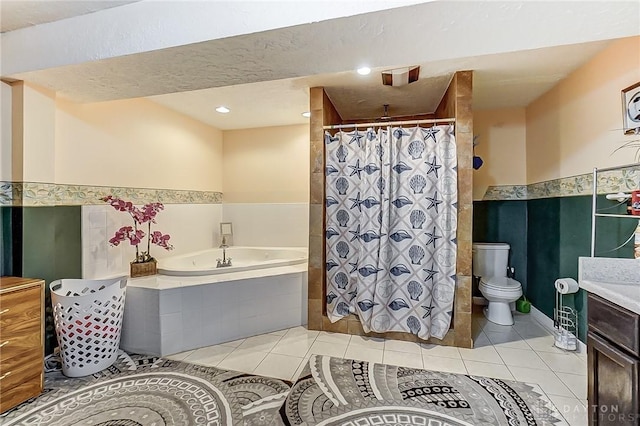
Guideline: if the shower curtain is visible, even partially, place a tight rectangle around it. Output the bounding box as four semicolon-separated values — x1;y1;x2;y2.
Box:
325;125;457;340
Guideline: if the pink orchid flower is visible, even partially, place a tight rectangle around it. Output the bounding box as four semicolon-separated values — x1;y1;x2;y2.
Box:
102;196;174;263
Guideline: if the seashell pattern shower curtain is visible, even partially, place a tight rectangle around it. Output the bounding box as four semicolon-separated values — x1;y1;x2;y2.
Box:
325;125;457;340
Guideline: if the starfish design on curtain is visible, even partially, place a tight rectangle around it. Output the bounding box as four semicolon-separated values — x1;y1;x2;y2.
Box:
421;126;440;142
348;130;365;147
423;264;439;283
426;191;443;213
425;226;441;248
425;156;442;178
421;304;434;318
348;159;364;179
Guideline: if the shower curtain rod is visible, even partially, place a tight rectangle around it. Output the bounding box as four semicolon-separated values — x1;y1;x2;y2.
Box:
322;117;455;130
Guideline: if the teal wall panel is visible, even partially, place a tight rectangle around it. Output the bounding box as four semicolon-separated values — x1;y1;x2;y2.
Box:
473;200;528;291
1;207;13;276
21;206;82;354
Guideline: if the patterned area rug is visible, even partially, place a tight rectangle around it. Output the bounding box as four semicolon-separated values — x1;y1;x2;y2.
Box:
1;351;291;425
2;352;565;425
267;354;566;426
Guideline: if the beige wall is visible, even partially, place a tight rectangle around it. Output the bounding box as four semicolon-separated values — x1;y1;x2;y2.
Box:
1;82;13;181
8;83;57;182
223;124;310;203
473;107;527;200
526;36;640;183
55;97;223;191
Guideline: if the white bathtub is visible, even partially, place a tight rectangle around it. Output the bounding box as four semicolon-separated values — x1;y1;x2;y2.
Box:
158;246;308;276
120;246;308;356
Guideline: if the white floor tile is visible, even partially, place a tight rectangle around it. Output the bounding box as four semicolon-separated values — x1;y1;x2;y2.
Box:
513;322;550;338
184;345;235;366
459;345;503;364
384;339;422;354
165;349;195;361
349;335;386;350
383;350;423;369
422;354;467;374
271;334;317;358
306;340;348;358
267;329;289;336
284;326;320;339
508;366;575;398
254;353;304;381
421;343;461;359
526;335;570;354
482;321;515;334
217;348;269;373
547;394;588;426
537;352;587;375
495;347;549;370
344;345;384;364
218;338;246;348
316;331;352;345
464;360;513;380
484;331;530;350
556;372;587;400
472;331;493;348
236;334;283;352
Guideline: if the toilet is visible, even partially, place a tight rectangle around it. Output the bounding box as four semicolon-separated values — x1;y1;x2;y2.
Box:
472;243;522;326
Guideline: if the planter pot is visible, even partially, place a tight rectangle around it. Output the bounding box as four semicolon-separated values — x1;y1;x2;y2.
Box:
130;259;157;278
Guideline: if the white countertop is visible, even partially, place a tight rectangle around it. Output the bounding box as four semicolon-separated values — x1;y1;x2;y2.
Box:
578;257;640;315
580;279;640;315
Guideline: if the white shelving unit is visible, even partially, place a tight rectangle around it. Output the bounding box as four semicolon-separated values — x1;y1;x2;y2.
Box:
590;162;640;257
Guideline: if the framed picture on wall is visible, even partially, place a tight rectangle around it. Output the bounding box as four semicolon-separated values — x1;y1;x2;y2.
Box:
622;82;640;135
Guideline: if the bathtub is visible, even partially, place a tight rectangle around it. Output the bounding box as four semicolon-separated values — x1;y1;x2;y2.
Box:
120;246;308;356
157;246;307;276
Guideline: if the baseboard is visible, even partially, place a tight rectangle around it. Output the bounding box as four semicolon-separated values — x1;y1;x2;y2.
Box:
530;305;587;355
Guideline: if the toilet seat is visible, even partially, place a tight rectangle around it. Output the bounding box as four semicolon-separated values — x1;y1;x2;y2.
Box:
479;276;521;291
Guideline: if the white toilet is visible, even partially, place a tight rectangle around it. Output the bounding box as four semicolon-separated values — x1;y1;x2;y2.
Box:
472;243;523;326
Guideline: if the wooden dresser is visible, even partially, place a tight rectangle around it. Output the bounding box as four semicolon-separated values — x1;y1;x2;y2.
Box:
0;277;45;413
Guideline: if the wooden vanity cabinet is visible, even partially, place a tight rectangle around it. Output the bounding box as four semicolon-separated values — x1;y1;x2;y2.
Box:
587;293;640;425
0;277;45;413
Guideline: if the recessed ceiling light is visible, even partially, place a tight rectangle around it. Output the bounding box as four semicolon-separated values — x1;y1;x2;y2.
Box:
357;66;371;75
215;106;230;113
301;111;311;118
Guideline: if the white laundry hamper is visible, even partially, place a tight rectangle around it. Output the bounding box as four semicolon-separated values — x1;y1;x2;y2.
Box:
50;276;127;377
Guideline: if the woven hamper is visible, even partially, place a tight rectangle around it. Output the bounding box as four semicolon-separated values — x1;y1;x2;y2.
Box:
50;277;127;377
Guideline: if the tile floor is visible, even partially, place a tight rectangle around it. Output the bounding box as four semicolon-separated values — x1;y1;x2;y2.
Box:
167;310;588;425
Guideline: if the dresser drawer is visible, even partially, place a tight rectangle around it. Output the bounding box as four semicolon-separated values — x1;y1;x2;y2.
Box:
588;293;640;357
0;374;42;414
0;286;42;331
0;349;43;392
0;329;42;363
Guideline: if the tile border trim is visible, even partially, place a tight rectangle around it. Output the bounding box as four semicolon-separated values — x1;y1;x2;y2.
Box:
0;181;223;206
483;164;640;201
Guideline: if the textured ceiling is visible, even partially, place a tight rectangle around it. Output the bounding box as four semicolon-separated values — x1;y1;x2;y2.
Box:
1;1;637;130
0;1;138;33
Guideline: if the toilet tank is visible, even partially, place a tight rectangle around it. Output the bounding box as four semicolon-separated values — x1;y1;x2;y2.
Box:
472;243;510;278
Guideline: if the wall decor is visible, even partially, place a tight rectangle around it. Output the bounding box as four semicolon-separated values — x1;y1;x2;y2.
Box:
622;82;640;135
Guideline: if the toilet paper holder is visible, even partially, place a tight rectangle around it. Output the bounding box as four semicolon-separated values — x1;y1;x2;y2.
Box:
554;282;578;351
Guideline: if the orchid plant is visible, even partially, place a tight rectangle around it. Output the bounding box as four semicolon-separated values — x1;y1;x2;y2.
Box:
101;196;174;263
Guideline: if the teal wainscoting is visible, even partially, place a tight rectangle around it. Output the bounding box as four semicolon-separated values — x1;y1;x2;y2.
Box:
475;195;635;343
2;206;83;354
473;200;528;291
1;206;15;276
